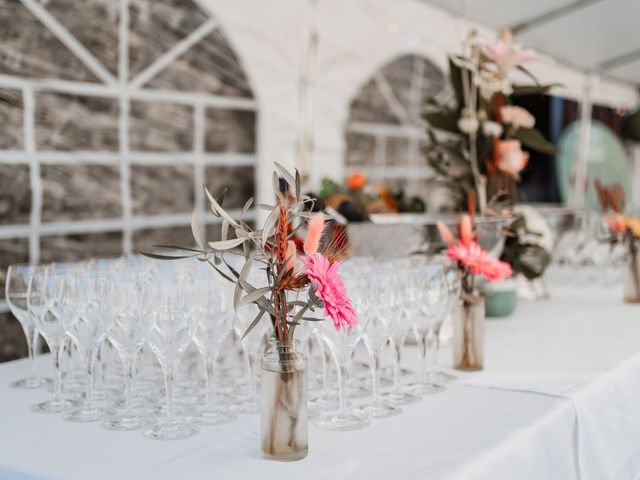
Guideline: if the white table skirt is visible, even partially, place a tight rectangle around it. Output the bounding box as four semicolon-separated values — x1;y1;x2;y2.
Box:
0;278;639;480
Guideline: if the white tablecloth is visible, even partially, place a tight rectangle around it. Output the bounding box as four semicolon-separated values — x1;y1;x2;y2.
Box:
1;279;639;480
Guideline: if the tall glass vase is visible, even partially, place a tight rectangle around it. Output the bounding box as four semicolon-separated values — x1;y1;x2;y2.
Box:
453;298;484;371
623;253;640;303
261;339;308;461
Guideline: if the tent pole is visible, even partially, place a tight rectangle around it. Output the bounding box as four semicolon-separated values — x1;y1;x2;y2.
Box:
572;72;595;207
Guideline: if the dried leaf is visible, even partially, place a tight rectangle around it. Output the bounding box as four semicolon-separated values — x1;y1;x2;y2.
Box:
138;251;193;261
221;219;230;242
241;309;266;340
242;197;254;216
238;287;272;307
151;244;204;253
295;169;301;201
208;237;246;250
261;207;279;246
274;162;296;189
204;186;239;227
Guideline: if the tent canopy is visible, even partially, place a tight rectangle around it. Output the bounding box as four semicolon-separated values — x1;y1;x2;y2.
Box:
421;0;640;87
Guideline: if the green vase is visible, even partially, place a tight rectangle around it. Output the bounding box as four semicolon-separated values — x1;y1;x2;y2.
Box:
483;279;517;318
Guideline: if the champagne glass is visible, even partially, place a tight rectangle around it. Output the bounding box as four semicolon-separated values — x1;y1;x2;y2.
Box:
5;265;47;389
315;274;370;431
361;273;402;418
101;275;152;431
189;281;237;426
61;275;109;422
143;278;199;440
410;265;446;395
231;302;270;414
28;269;78;413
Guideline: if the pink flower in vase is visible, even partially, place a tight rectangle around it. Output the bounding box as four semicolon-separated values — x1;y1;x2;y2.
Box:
437;220;512;282
301;253;357;332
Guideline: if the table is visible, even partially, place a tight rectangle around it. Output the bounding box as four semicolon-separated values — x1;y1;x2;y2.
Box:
1;278;639;480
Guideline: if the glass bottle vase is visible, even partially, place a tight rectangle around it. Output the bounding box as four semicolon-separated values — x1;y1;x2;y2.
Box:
453;298;485;371
261;339;308;461
624;255;640;303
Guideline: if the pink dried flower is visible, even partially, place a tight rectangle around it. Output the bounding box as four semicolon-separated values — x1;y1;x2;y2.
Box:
304;213;325;256
284;240;297;272
301;253;357;331
459;214;473;247
486;41;535;71
446;241;512;281
436;221;454;244
495;139;529;177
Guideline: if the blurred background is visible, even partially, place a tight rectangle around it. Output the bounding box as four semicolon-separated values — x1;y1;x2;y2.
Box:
1;0;639;361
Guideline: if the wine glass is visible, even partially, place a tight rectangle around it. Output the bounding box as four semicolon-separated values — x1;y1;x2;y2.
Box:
361;273;402;418
230;302;270;414
410;265;446;395
315;274;370;431
143;278;199;440
189;280;237;426
5;264;47;389
61;275;109;422
384;267;421;405
101;274;152;431
28;268;78;413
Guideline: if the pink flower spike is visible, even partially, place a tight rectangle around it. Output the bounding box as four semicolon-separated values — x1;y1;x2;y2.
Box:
304;213;325;256
301;253;357;332
284;240;297;272
437;221;454;245
459;214;473;247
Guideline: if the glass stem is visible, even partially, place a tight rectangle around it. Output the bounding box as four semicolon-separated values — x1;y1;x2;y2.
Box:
336;357;348;416
22;325;36;380
120;352;135;413
163;363;177;421
50;342;62;401
371;350;381;401
84;349;95;405
322;348;331;399
247;354;257;402
391;337;401;390
418;330;429;385
426;329;436;381
205;351;219;409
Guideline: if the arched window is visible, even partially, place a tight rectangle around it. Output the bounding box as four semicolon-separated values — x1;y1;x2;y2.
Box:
0;0;256;357
344;54;452;210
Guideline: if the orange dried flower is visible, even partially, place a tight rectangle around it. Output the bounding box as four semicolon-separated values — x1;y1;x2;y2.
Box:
346;172;366;190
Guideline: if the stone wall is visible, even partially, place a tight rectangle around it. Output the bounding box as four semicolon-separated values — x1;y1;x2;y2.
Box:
344;54;458;212
0;0;257;362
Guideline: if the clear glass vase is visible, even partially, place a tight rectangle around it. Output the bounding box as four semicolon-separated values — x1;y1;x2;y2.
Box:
624;255;640;303
453;298;484;371
261;339;308;461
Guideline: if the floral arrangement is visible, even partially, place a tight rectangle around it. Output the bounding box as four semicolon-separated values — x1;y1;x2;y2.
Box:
595;180;640;301
436;194;512;370
436;194;513;299
144;163;356;341
423;28;558;213
500;205;553;280
317;172;426;222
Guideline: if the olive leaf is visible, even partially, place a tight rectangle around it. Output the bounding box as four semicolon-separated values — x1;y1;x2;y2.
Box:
238;286;272;307
191;209;206;251
208;237;246;250
241;308;266;340
204;186;239;227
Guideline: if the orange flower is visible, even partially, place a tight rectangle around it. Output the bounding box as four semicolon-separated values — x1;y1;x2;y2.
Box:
495;139;529;177
346;172;366;190
624;217;640;237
